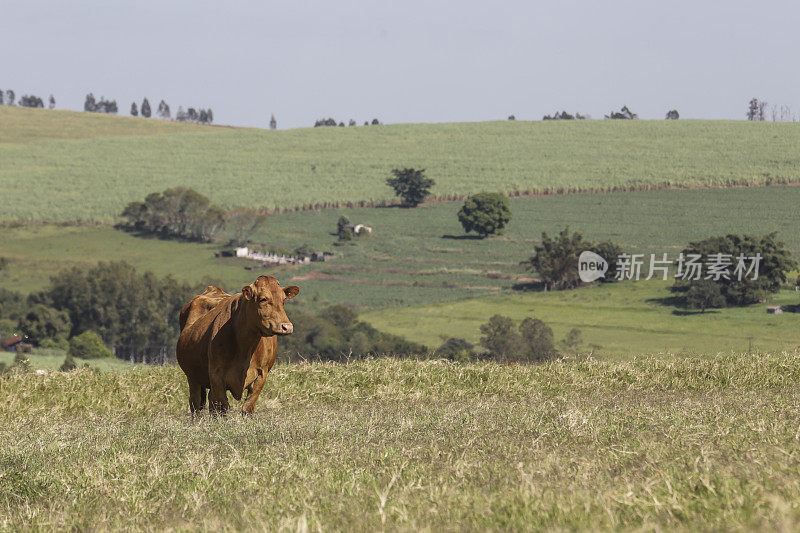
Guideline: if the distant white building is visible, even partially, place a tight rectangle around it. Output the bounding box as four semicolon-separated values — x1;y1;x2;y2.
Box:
344;223;373;236
233;246;310;265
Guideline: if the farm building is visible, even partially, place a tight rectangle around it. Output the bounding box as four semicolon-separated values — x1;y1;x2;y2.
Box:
2;336;31;353
233;247;310;265
344;223;373;236
766;306;783;314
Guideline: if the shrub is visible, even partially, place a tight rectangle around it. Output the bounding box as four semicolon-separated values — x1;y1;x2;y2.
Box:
519;318;556;362
69;331;114;359
436;337;476;361
40;337;69;351
60;353;77;372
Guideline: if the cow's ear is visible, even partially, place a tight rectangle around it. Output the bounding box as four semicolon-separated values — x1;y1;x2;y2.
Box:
283;286;300;300
242;285;255;301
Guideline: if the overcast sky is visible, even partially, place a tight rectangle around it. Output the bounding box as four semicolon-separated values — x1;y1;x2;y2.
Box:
3;0;799;129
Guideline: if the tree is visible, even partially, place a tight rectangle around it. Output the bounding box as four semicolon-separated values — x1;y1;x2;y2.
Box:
69;330;113;359
141;98;151;118
371;118;380;125
84;93;96;112
157;100;171;119
508;115;515;120
348;119;356;127
269;114;277;130
674;232;797;306
386;168;434;207
747;98;767;121
314;117;337;127
436;337;475;361
176;106;187;121
5;90;14;106
519;318;556;362
336;215;351;235
48;95;55;109
0;288;25;320
0;90;4;105
18;95;44;108
560;328;583;354
524;227;590;291
130;102;139;116
665;109;679;120
226;208;267;245
589;240;623;283
338;226;354;243
605;105;637;119
685;281;725;312
46;261;193;362
120;187;227;241
318;305;358;329
457;192;512;237
480;315;524;360
17;304;72;345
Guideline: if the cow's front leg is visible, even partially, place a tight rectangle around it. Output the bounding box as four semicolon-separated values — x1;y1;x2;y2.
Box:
208;373;230;415
241;368;268;415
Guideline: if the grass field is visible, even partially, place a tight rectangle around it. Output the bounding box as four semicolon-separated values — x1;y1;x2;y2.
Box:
3;354;800;530
4;106;800;222
362;280;800;358
2;185;799;308
0;348;134;372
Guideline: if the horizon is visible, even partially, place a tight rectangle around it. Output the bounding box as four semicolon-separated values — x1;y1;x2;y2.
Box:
4;0;800;128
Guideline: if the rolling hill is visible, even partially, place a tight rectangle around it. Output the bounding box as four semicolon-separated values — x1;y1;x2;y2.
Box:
3;105;800;222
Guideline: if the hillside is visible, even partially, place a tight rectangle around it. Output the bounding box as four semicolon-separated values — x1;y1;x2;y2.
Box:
3;355;800;530
3;106;800;222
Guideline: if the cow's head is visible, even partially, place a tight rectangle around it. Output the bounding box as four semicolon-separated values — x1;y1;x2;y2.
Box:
241;276;300;336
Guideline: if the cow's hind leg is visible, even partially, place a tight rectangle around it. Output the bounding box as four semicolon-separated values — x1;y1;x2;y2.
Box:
188;378;205;415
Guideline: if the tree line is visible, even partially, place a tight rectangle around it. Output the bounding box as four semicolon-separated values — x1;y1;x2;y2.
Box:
0;89;56;108
315;117;381;127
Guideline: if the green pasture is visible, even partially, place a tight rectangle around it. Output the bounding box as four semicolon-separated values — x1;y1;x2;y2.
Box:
3;106;800;222
362;280;800;358
3;355;800;530
2;186;799;316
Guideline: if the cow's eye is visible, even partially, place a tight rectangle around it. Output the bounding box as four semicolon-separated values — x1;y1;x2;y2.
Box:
259;298;270;304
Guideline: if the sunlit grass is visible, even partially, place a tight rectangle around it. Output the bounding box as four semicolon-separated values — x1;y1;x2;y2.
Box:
2;354;800;530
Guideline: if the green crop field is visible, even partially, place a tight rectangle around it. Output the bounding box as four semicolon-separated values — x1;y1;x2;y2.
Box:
2;185;798;305
3;186;798;358
3;355;800;530
3;105;800;222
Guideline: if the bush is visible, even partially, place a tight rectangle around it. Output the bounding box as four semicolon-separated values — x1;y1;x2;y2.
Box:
457;192;512;237
60;353;77;372
13;352;30;371
40;337;69;351
436;337;476;361
69;331;114;359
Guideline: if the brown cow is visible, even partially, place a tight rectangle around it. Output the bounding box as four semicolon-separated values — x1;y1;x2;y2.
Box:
176;276;299;415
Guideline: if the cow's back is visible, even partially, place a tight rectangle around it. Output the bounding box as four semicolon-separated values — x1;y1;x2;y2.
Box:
180;285;230;331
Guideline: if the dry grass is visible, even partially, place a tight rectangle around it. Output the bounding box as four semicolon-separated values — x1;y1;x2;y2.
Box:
2;354;800;530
